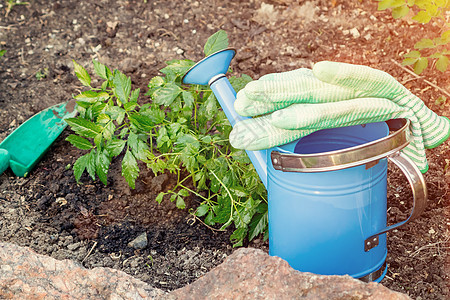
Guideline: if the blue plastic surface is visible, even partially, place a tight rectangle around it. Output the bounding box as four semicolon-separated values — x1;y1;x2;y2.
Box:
268;122;389;280
183;48;392;281
183;49;236;86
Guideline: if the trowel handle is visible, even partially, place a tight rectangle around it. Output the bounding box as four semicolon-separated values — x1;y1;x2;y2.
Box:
364;151;427;251
210;76;268;188
0;149;10;175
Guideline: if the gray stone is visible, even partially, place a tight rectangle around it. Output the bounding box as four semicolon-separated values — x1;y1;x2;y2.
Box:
128;232;148;250
168;248;411;300
0;242;166;299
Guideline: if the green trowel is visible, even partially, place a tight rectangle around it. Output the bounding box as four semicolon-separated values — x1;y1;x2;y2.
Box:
0;100;77;177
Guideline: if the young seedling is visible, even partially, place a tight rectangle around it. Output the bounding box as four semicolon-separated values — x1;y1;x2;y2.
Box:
67;30;268;247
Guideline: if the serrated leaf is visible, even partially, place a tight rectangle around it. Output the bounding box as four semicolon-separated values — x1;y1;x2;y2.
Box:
402;57;418;66
182;90;195;108
113;71;131;104
229;74;253;93
152;83;182;106
204;30;229;56
122;149;139;189
195;204;209;217
377;0;394;10
155;192;165;204
176;196;186;209
74;91;110;103
129;112;155;132
92;59;108;80
140;108;165;125
105;139;126;156
106;106;126;125
412;10;431;23
73;60;91;87
124;102;137;111
414;38;435;50
414;57;428;74
230;227;247;247
86;150;97;180
436;55;449;72
160;59;195;76
392;5;409;19
404;50;421;58
248;210;268;240
102;122;115;140
73;153;89;182
130;88;140;103
178;189;189;197
66;134;93;150
94;133;103;149
65;117;103;138
96;149;110;185
128;131;149;161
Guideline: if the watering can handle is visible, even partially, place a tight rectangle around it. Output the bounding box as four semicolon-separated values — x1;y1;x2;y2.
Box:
364;151;427;252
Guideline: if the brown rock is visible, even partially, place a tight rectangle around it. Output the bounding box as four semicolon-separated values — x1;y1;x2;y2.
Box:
0;242;166;300
168;248;411;300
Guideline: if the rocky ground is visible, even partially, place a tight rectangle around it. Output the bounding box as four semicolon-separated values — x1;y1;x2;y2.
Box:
0;1;449;299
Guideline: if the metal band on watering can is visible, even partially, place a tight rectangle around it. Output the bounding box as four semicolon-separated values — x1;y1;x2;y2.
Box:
270;118;427;252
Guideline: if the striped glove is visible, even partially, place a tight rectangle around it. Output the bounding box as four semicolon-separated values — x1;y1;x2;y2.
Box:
230;61;450;173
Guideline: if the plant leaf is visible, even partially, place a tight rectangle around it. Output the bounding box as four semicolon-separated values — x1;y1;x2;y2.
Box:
65;117;103;138
92;59;109;80
122;149;139;189
414;57;428;74
127;131;149;161
113;71;131;104
182;90;195;108
436;55;449;72
66;134;93;150
73;60;91;87
195;204;209;217
248;210;268;240
203;30;229;56
73;153;89;182
392;5;409;19
96;149;110;185
86;150;97;180
74;90;110;104
152;83;182;106
414;38;435;50
176;196;186;209
155;192;165;204
105;139;126;157
412;10;431;23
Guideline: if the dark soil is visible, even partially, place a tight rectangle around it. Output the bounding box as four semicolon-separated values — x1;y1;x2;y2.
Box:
1;0;449;299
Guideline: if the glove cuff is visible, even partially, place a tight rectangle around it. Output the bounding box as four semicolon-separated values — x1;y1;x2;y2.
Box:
424;116;450;149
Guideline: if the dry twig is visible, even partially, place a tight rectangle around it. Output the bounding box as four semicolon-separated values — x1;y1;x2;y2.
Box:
391;59;450;99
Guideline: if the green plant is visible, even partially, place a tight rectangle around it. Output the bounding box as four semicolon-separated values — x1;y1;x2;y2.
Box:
0;49;5;58
67;30;268;246
377;0;450;74
4;0;29;17
36;68;48;80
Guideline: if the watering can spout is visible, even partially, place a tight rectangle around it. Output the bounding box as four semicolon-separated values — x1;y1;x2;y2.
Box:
182;49;268;187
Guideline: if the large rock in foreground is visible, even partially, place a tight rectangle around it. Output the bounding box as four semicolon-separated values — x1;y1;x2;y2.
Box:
0;243;410;299
169;248;411;300
0;242;166;299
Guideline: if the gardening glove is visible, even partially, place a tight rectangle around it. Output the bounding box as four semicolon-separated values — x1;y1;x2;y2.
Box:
230;62;450;173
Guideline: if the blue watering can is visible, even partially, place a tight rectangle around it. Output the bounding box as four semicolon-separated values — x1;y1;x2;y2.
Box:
182;48;427;282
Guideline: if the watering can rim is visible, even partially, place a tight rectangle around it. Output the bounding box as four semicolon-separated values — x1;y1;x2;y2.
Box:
271;119;411;173
182;48;237;86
